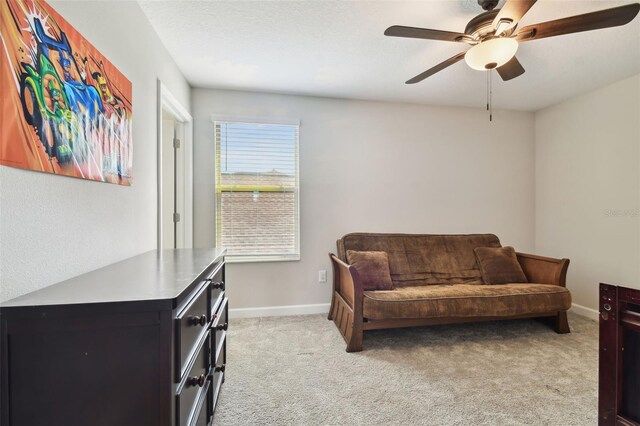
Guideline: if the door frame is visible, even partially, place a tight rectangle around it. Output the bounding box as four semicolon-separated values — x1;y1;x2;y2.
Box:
157;80;193;249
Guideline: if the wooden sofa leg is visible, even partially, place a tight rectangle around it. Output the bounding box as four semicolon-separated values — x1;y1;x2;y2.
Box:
345;326;363;353
555;311;570;334
327;292;336;321
328;291;364;352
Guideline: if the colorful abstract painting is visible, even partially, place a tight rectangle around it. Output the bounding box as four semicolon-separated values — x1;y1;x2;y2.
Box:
0;0;132;185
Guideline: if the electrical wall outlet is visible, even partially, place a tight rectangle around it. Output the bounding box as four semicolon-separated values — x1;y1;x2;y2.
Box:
318;270;327;283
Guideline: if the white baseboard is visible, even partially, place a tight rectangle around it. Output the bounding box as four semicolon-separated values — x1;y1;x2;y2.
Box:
570;303;599;321
229;303;331;319
229;301;601;321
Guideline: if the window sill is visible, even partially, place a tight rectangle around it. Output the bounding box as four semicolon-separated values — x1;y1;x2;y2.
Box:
226;255;300;264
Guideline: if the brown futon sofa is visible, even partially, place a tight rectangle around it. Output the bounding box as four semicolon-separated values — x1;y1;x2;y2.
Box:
328;233;571;352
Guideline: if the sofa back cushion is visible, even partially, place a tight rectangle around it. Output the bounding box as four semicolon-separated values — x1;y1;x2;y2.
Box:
338;233;501;287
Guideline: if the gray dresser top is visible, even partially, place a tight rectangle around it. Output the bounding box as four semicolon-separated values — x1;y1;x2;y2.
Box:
1;248;225;308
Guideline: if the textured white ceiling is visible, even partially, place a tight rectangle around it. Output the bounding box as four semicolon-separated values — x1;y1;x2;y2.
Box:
139;0;640;111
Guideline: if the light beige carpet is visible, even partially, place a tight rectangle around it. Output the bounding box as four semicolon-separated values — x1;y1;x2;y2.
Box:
213;313;597;426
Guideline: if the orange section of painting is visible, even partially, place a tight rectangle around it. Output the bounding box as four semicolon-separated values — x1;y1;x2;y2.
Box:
0;0;132;185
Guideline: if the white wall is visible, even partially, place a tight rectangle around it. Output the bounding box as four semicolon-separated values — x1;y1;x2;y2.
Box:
535;74;640;313
192;89;536;310
0;1;190;302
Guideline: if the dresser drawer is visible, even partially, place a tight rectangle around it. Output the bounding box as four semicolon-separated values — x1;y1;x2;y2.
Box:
207;263;225;318
212;362;226;412
211;297;228;365
190;379;210;426
175;283;210;382
176;337;210;426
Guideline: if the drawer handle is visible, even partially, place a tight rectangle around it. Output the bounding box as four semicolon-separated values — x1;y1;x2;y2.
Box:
214;322;228;331
214;365;226;373
211;281;225;291
189;315;207;326
187;374;206;387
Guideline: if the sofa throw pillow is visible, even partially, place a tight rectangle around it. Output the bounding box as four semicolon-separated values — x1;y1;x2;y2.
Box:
474;246;528;284
346;250;394;291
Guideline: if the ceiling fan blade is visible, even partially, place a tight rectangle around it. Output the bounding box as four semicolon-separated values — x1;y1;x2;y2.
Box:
493;0;538;34
496;56;525;81
515;3;640;42
405;52;466;84
385;25;467;42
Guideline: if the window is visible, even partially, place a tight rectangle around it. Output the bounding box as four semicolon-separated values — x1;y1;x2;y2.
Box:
214;118;300;262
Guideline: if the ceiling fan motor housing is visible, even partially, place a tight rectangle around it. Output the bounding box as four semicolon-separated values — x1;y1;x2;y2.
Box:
465;10;502;39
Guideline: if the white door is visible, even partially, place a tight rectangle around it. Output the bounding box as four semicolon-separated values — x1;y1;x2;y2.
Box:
161;115;186;249
161;117;176;249
158;81;193;250
174;121;185;248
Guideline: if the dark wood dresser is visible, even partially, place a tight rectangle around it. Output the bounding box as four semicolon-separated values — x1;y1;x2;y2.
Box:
0;248;228;426
599;283;640;426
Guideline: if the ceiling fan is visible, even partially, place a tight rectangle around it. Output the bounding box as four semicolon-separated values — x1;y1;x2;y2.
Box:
385;0;640;84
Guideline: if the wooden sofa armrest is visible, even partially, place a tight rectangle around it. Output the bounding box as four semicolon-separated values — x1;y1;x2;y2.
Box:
329;253;363;308
328;253;365;352
516;252;570;287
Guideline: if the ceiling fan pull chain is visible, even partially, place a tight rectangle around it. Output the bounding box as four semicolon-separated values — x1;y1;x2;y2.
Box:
486;70;493;122
486;70;489;112
490;69;493;122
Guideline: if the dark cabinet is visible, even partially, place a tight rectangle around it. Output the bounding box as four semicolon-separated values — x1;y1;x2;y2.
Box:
599;283;640;426
0;249;227;426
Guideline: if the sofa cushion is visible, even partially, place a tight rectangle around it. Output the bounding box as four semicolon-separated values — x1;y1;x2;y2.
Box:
346;250;394;290
362;283;571;320
474;246;528;284
339;233;501;287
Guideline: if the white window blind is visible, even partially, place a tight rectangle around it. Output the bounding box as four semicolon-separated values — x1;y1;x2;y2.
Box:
214;119;300;262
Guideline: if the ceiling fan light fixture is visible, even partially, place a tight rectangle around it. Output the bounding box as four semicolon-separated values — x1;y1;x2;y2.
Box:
464;37;519;70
